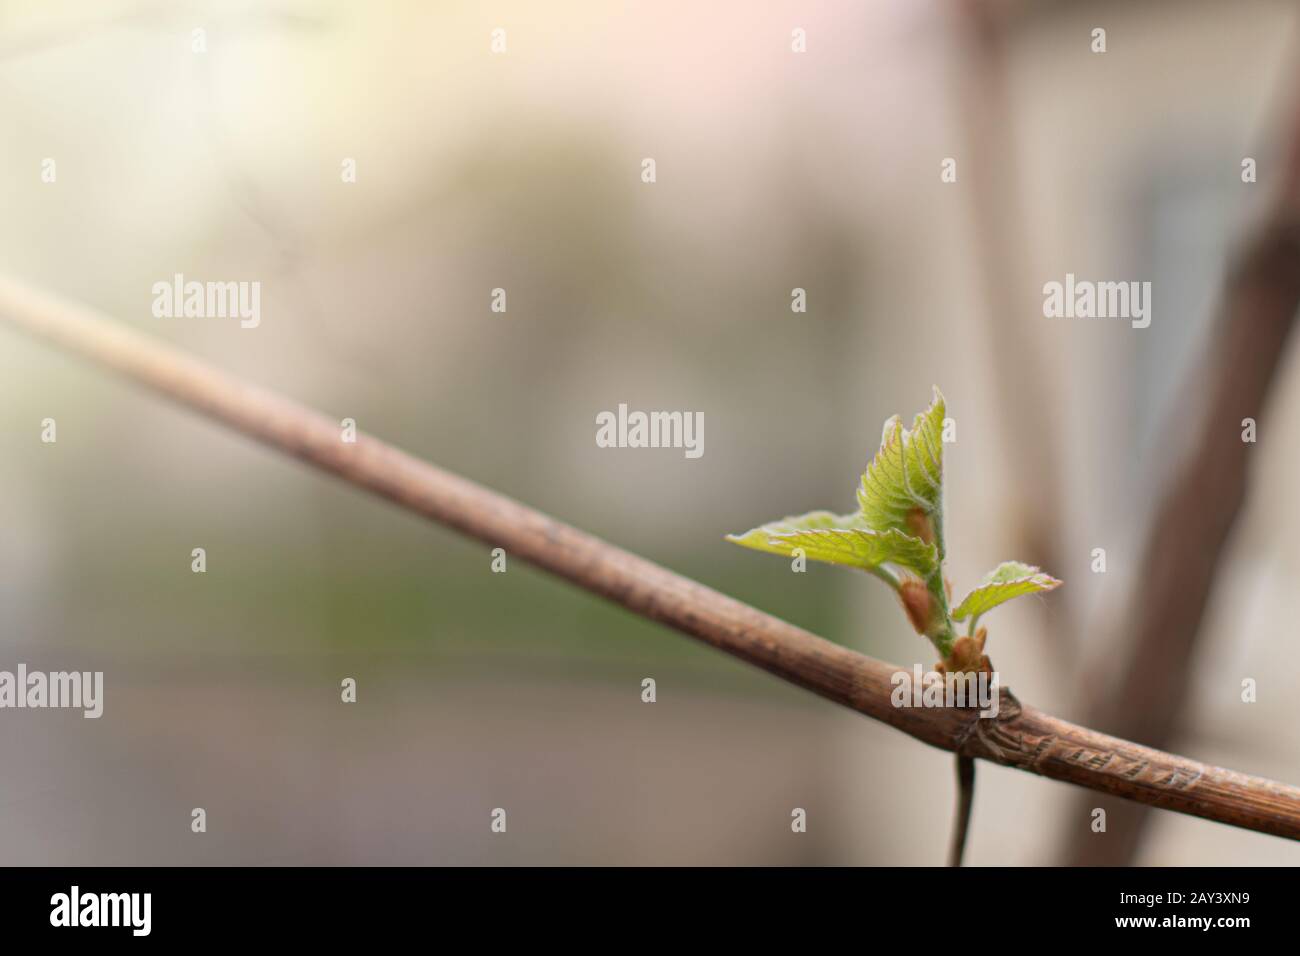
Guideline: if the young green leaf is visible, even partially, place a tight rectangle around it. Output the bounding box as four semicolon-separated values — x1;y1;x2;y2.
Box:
723;387;1059;671
951;561;1062;622
856;387;946;556
726;511;938;577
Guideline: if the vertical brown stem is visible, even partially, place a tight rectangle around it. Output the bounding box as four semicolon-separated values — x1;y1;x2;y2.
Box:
1064;63;1300;865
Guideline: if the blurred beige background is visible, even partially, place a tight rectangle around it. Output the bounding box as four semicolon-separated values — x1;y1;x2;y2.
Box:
1;0;1298;864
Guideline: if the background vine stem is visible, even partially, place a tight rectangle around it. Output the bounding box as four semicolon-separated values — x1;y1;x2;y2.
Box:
2;273;1299;848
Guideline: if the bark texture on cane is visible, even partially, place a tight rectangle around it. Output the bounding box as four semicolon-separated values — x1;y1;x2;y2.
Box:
2;274;1299;845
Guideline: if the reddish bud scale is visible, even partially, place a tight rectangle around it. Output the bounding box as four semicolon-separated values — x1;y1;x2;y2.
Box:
943;628;993;677
899;580;937;636
905;507;936;545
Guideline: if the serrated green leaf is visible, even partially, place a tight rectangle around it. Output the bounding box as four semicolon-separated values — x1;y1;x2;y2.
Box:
856;387;946;556
951;561;1062;622
726;511;937;576
725;510;859;555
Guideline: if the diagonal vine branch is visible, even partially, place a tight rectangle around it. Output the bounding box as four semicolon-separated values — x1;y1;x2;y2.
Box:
2;274;1299;845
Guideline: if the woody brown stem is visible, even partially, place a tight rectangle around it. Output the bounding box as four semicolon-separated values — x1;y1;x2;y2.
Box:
1;274;1299;847
949;755;977;867
1062;47;1300;866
